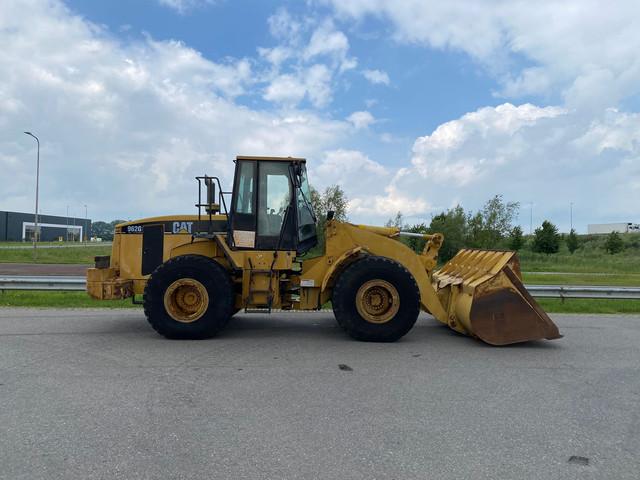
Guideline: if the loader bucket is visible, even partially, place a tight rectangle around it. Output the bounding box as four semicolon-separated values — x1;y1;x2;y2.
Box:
433;249;562;345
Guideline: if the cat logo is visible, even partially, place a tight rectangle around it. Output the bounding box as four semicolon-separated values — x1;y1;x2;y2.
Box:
172;221;193;234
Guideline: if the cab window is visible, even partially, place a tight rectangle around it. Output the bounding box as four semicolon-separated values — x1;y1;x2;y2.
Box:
257;162;291;238
234;160;255;214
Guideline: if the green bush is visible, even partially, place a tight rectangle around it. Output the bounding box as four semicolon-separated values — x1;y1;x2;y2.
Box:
427;206;468;262
566;229;579;254
508;226;524;250
605;231;624;254
532;220;560;254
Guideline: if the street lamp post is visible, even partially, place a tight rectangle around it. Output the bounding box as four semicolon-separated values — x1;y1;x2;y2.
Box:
24;132;40;257
570;202;574;232
84;204;88;243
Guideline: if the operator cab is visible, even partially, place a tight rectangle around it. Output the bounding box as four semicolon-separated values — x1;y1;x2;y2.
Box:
228;156;317;253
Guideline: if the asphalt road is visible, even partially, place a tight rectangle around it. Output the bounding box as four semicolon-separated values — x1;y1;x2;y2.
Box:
1;309;638;480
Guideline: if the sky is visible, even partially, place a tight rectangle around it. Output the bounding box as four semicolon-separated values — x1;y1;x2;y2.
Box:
1;0;639;233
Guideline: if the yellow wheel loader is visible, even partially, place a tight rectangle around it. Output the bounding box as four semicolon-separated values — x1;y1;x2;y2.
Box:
87;156;561;345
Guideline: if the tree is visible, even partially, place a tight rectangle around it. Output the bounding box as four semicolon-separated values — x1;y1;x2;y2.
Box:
466;195;519;248
322;185;348;222
428;205;468;262
309;184;348;247
532;220;560;254
566;229;579;254
604;231;624;254
404;222;430;252
91;221;113;240
90;220;125;241
508;226;524;251
385;211;405;229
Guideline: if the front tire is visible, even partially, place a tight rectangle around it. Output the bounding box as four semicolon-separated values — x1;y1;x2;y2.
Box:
143;255;234;339
332;256;420;342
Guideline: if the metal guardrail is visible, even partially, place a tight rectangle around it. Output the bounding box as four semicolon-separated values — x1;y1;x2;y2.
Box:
0;276;86;291
525;285;640;300
1;276;639;300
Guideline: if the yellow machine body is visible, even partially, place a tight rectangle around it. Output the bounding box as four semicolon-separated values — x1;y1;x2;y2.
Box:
87;155;561;345
87;216;560;345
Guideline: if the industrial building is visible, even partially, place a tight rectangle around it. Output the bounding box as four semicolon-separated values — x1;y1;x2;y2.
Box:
0;211;91;242
587;222;640;234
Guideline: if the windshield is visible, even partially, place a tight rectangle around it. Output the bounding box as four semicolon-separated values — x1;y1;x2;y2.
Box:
296;164;317;244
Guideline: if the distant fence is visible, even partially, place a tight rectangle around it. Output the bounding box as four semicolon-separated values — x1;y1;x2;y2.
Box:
1;275;639;300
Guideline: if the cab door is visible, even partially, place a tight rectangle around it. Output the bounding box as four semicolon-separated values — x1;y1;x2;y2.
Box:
228;159;297;251
255;161;296;250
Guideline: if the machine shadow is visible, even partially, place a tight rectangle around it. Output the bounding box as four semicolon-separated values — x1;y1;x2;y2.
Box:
218;313;349;341
110;311;562;349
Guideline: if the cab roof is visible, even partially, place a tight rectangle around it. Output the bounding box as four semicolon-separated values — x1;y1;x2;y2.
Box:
235;155;306;163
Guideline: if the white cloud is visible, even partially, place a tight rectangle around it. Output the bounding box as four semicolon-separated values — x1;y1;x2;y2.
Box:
310;149;428;218
258;45;293;66
0;0;348;221
263;74;307;105
347;111;375;129
145;38;254;98
379;103;640;230
411;103;566;183
303;19;357;73
300;103;640;227
157;0;216;14
304;20;349;60
363;69;390;85
3;0;640;234
314;149;386;181
319;0;640;228
260;10;356;107
267;7;304;42
264;64;333;108
326;0;640;107
305;64;333;107
573;108;640;154
349;188;430;219
379;133;397;143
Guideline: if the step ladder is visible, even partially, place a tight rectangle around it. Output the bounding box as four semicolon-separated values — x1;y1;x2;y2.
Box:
244;258;274;313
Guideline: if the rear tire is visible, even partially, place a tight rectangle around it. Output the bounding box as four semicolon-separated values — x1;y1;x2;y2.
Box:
143;255;234;339
332;256;420;342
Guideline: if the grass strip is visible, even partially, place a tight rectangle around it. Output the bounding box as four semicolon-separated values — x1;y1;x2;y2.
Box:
0;245;111;264
518;251;640;274
0;291;139;308
537;298;640;314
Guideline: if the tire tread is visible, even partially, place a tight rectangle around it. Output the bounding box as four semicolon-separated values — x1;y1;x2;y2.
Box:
143;255;233;339
332;256;420;342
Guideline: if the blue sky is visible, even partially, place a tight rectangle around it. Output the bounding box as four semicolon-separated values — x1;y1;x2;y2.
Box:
1;0;639;231
66;0;501;157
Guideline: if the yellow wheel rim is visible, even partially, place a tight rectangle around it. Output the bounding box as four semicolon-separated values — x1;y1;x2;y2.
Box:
355;279;400;324
163;278;209;324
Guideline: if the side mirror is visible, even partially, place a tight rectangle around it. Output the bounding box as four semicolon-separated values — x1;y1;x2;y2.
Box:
204;177;220;214
205;177;215;204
